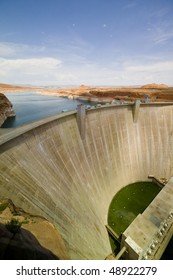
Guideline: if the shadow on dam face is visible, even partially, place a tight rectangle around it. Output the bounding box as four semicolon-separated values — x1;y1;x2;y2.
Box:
0;104;173;259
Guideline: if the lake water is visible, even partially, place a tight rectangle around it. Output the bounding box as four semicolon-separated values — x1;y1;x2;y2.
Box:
2;91;91;128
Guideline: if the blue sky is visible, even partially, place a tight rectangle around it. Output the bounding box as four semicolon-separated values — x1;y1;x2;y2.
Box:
0;0;173;86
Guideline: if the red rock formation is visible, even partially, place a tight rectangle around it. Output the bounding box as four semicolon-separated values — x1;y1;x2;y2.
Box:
141;83;168;89
0;93;16;127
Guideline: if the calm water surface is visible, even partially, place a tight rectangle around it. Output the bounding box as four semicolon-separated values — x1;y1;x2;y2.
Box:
2;91;91;128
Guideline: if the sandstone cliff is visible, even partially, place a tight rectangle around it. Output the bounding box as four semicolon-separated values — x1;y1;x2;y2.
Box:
0;93;16;127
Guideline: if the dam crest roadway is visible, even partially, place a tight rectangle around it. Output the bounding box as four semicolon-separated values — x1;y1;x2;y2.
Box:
0;101;173;260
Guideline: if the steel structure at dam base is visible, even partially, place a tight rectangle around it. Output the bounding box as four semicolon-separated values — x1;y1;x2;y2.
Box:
0;101;173;260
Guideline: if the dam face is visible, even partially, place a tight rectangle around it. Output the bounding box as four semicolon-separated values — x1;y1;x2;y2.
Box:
0;104;173;259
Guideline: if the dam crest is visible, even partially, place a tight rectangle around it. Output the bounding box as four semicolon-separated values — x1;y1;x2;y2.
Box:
0;102;173;259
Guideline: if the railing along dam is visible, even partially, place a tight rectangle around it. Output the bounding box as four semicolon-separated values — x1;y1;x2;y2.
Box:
0;103;173;259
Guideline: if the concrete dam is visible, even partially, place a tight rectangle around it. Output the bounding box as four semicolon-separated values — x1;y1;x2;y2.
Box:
0;103;173;259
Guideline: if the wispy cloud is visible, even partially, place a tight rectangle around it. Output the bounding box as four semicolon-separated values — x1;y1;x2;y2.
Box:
119;60;173;85
123;0;138;9
0;40;93;85
0;57;62;84
0;42;24;57
150;6;170;19
0;32;173;86
152;28;173;45
0;54;173;86
0;42;46;58
0;57;61;69
125;61;173;72
0;32;18;40
147;4;173;46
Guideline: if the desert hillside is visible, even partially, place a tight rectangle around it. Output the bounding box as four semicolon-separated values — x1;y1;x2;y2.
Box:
0;83;173;103
141;83;169;89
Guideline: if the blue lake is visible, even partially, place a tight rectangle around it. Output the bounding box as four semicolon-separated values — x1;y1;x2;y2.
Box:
2;91;91;128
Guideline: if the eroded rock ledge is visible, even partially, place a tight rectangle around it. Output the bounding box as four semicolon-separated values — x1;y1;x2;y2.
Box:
0;198;69;260
0;93;16;127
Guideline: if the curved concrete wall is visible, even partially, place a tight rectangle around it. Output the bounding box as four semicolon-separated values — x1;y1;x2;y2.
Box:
0;104;173;259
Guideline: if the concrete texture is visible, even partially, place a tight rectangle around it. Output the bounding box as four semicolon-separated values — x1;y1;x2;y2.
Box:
0;103;173;259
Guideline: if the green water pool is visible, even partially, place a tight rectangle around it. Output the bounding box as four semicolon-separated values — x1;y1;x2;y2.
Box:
108;181;161;253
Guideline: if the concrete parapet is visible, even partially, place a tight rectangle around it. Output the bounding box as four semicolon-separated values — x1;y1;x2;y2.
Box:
0;110;76;146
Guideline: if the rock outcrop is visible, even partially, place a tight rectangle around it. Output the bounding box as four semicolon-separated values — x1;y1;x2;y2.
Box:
0;198;69;260
141;83;169;89
0;93;16;127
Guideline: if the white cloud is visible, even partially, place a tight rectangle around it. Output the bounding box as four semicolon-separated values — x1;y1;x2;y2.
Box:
0;57;62;84
1;55;173;86
123;0;138;9
125;61;173;72
0;42;22;56
0;42;46;58
118;60;173;85
146;19;173;46
0;40;173;86
0;57;61;69
152;27;173;45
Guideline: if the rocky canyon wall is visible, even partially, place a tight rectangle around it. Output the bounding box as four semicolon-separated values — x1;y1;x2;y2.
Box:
0;93;15;127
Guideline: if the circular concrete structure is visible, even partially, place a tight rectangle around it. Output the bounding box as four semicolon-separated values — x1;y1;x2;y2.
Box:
0;104;173;259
